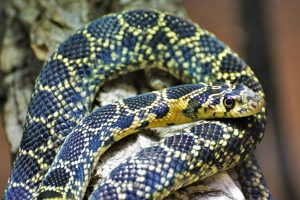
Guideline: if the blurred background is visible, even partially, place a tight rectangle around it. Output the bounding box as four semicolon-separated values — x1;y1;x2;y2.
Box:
0;0;299;199
184;1;300;198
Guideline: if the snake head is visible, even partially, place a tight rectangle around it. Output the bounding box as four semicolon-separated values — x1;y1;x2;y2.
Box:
220;84;265;118
181;83;265;120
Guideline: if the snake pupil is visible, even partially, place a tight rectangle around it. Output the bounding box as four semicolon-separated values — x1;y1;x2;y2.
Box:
224;97;235;110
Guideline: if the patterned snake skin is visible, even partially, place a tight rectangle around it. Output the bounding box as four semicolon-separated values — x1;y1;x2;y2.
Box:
4;10;272;199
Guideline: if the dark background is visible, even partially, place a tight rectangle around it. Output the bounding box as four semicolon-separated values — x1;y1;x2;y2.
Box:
1;1;299;199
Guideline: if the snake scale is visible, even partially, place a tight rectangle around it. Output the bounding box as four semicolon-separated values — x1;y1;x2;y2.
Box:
4;10;272;199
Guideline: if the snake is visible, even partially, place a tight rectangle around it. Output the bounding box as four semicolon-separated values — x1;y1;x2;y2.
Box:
3;9;271;199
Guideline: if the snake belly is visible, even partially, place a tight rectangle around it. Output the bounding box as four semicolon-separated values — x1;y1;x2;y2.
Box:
4;10;267;199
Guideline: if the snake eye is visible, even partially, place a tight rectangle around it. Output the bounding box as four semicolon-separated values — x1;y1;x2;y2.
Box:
223;97;235;110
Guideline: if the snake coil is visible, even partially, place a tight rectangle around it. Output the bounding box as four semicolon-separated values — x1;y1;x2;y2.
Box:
4;10;271;200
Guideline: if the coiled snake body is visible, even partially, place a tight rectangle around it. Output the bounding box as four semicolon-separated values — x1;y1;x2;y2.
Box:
4;10;271;199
